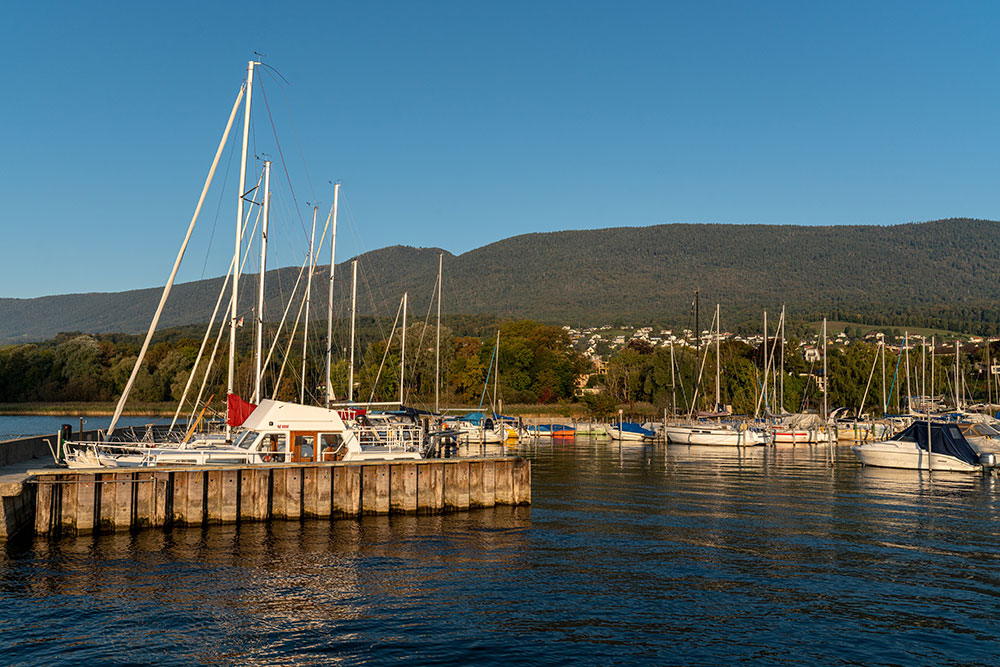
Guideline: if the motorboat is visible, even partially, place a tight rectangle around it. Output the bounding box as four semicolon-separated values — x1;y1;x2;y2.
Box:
64;399;424;468
605;421;655;441
957;422;1000;456
852;421;984;472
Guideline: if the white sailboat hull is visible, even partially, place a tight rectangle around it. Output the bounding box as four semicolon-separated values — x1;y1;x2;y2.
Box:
604;426;652;441
852;440;979;472
664;425;766;447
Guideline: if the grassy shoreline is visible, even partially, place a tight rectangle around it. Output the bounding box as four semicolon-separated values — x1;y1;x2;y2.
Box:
0;402;180;417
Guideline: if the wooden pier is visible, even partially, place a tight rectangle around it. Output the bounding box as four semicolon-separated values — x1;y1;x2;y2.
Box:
27;457;530;537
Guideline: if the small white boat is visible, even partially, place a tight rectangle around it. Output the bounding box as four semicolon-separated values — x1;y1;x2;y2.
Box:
852;421;983;472
605;422;655;441
664;423;767;447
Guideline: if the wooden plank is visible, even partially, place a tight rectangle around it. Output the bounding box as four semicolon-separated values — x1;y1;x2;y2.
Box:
152;472;171;528
361;465;376;514
285;467;302;520
135;472;154;528
390;463;417;514
221;469;238;523
417;462;444;514
333;465;360;517
99;472;116;531
114;472;133;530
303;466;319;517
512;458;531;505
207;470;223;523
315;466;332;519
172;470;188;525
76;473;96;534
482;460;496;507
185;470;205;526
240;467;260;521
59;473;78;533
495;459;514;505
361;464;390;515
34;476;53;536
469;461;486;508
255;467;271;520
444;461;470;511
271;467;286;519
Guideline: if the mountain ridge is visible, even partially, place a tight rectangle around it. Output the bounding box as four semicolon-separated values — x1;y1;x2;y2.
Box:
2;218;998;342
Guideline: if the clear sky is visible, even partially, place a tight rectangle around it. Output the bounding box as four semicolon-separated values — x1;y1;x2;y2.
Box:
3;1;999;298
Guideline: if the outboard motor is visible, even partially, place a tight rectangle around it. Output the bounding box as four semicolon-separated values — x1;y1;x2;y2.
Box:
979;452;996;468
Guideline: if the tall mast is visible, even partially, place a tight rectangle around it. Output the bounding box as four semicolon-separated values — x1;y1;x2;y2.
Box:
881;335;886;416
669;337;677;418
399;292;407;404
762;310;768;412
931;336;935;411
921;336;926;411
780;305;785;411
348;260;357;402
301;205;318;404
325;183;340;408
715;303;720;412
253;159;271;404
954;340;960;410
227;59;256;440
694;289;700;364
822;318;827;421
905;332;912;413
435;253;442;413
494;329;501;413
987;339;992;410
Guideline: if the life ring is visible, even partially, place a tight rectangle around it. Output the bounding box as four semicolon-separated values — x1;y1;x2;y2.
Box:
261;454;273;463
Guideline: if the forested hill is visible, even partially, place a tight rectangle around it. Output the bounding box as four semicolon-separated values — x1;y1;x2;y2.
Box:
3;218;1000;342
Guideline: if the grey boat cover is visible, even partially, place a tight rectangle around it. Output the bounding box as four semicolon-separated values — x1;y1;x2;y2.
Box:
893;422;979;466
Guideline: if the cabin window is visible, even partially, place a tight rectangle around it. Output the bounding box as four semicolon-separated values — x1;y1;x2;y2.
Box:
264;433;286;452
295;434;315;461
320;433;344;461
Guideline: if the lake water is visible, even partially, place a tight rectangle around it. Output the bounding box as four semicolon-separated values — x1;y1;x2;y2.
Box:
0;415;170;442
2;438;999;665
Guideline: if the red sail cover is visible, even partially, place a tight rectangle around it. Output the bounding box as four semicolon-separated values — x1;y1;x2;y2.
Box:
227;393;257;427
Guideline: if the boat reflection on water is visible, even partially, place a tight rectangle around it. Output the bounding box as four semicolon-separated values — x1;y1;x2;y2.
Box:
666;444;765;464
12;507;531;664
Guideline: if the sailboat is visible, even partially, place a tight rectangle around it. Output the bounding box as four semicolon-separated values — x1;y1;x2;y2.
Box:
63;61;426;468
664;303;767;447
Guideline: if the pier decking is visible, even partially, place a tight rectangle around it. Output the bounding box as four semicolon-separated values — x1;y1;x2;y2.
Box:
0;432;530;539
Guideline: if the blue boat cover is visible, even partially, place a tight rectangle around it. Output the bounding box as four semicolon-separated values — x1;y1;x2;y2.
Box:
893;421;979;466
616;421;656;437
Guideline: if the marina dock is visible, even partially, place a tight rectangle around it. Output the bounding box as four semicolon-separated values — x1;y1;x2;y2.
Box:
0;432;530;539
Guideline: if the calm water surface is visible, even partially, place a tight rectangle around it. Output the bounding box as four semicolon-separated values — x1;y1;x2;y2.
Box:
0;415;165;441
2;438;1000;665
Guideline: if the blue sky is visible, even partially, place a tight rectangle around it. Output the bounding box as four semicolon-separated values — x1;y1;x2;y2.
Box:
3;1;999;298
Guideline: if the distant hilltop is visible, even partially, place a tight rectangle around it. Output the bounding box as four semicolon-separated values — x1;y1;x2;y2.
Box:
2;218;999;343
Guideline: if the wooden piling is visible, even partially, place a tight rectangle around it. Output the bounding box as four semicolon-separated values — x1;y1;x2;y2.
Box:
417;462;444;514
76;473;96;534
25;457;528;536
333;465;361;517
390;463;417;514
444;461;470;511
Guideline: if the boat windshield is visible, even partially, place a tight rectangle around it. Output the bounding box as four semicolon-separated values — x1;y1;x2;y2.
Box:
234;430;261;449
